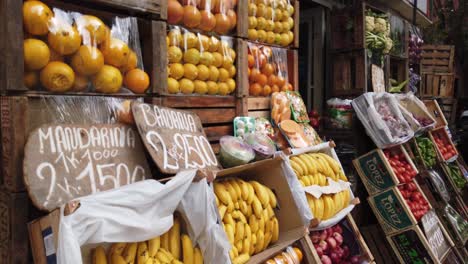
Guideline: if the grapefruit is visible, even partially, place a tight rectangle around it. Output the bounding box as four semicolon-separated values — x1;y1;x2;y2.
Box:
47;23;81;55
75;15;109;45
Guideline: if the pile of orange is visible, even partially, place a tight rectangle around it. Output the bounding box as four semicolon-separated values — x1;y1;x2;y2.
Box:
247;0;295;46
167;27;236;95
22;0;149;94
168;0;237;35
248;44;293;96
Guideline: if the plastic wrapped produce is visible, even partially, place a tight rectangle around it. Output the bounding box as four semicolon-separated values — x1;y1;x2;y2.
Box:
219;136;255;168
352;93;414;148
167;26;237;95
22;0;149;94
244;133;276;160
327;98;353;129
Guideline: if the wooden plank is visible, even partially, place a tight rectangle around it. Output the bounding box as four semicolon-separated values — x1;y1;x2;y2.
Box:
423;45;453;50
68;0;165;19
288;49;299;91
433;75;440;96
235;0;248;38
191;108;236;124
236;97;249;116
247;97;270;110
204;125;233;141
346;215;375;262
236;38;249;98
422;52;452;59
140;20;167;94
426;74;434;96
248;110;270;118
421;59;451;66
292;1;300;48
160;96;236;108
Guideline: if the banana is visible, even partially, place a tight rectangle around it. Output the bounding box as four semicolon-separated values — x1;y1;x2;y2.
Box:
229;248;237;260
306;194;315;212
145;258;154;264
252;196;263;218
297;154;313;175
339;171;348;181
318;153;340;173
242;223;251;254
258;216;265;233
235;221;245;242
302;175;311;186
313;197;324;220
108;243;126;262
225;224;235;244
219;205;227;220
123;243;137;263
230;180;243;200
309;175;317;185
238;180;250;200
249;234;257;255
226;199;234;213
194;248;203;264
343;189;350;206
262;208;269;221
291;157;308;176
271;217;279;243
172;259;183;264
266;206;274;219
169;218;181;260
322;195;335;220
239;200;249;216
161;232;169;250
148;237;160;258
137;242;149;264
246;203;253;217
266;187;277;208
250;181;270;208
93;246;107;264
246;183;255;205
319;173;327;186
214;183;232;205
111;253;127;264
305;154;323;173
159;248;174;260
254;230;265;254
235;240;243;252
153;259;161;264
263;232;272;251
232;254;250;264
181;235;194;264
156;250;172;263
234;202;240;210
249;215;259;233
223;181;238;202
313;154;334;178
332;192;342;214
289;159;304;176
224;213;235;231
215;195;219;207
303;154;319;175
265;217;273;234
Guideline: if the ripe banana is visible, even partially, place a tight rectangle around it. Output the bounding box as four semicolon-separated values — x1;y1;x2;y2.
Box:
169;218;181;260
92;246;107;264
232;254;250;264
110;253;127;264
343;189;350;206
145;258;154;264
291;157;308;176
317;153;340;174
289;159;304;176
123;243;137;263
230;180;243;200
219;205;227;220
242;223;251;254
298;154;317;175
250;181;270;208
302;175;311;186
332;192;343;214
266;188;277;208
306;193;315;213
266;206;274;219
137;242;149;264
252;196;263;218
271;217;279;243
254;230;265;254
214;183;232;205
223;181;238;202
313;197;324;220
239;200;249;216
161;232;169;250
181;235;194;264
148;237;160;258
194;247;203;264
246;183;255;205
263;232;272;251
156;249;173;263
258;216;265;233
249;234;257;255
322;195;335;220
108;243;126;262
238;180;250;201
225;224;235;244
235;221;245;242
249;215;259;233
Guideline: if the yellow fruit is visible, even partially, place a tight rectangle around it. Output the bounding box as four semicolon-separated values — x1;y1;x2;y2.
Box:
71;45;104;76
206;81;218;95
212;52;224;67
74;15;109;45
167;29;183;46
256;4;266;17
92;65;123;93
228;48;236;61
248;16;258;29
274;9;283;21
24;38;50;70
119;50;138;73
179;78;194;94
282;9;289;20
265;20;275;31
197;64;210;81
287;4;294;15
168;46;183;63
72;74;89;92
23;1;53;35
218;82;229;95
228;65;236;77
265;31;275;44
274;21;283;33
257;30;267;42
101;38;130;67
248;3;257;16
256;17;267;30
181;235;194;264
182;32;198;49
265;7;273;19
92;246;107;264
40;61;75;92
183;63;198;80
194;80;208;94
169;219;181;259
286;17;294;30
183;48;200;64
226;78;236;93
218;68;230;82
222;58;234;69
47;23;81;55
169;63;185;80
209;66;219;81
208;36;220;52
248;29;258;40
24;71;39;89
199;35;211;50
49;49;64;62
200;52;214;66
168;77;180;94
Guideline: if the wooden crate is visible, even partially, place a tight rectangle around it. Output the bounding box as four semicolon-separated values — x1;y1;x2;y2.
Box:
1;0;157;95
388;57;409;92
421;45;455;73
438;97;458;124
64;0;165;19
331;49;367;96
361;224;400;264
0;189;31;263
423;99;449;129
420;73;455;98
428;127;459;163
330;1;365;51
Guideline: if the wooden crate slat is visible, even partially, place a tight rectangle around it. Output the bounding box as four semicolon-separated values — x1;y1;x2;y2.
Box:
421;59;452;66
204;125;233;141
421;45;455;73
248;110;270;118
71;0;165;18
422;45;453;51
421;52;452;59
160;96;236;108
191;108;236;124
247;97;270;110
420;73;454;98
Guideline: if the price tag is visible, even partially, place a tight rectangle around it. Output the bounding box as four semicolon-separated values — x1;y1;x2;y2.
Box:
421;210;451;260
23;124;150;211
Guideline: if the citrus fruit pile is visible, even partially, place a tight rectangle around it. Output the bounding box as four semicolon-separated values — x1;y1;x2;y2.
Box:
168;0;237;35
167;27;237;95
247;0;295;46
248;44;293;96
22;0;149;94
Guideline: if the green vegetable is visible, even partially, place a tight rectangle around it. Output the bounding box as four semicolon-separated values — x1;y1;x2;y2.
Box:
446;163;466;189
389;79;409;93
415;136;436;168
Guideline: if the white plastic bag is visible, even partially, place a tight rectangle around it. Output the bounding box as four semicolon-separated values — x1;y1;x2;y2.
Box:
352;92;414;148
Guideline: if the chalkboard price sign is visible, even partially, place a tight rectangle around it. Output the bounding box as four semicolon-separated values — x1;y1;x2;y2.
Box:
421;210;451;261
132;102;219;174
23;124;150;211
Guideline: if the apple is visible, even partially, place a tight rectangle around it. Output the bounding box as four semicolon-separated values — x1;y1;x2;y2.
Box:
350;255;360;264
310;231;321;243
332;232;344;246
330;252;341;263
342;245;350;259
332;224;343;234
326;237;337;249
315;246;323;257
321;255;332;264
319;240;329;253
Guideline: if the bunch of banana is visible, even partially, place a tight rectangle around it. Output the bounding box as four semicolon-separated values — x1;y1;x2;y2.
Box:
213;179;279;264
305;190;351;221
92;218;203;264
289;153;348;186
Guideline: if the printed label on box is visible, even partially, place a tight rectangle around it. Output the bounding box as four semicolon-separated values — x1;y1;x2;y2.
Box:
358;151;394;191
373;189;412;230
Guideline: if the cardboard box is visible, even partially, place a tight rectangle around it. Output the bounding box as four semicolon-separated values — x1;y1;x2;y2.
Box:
428;127;459;163
216;157;307;264
353;145;418;195
423;100;448;129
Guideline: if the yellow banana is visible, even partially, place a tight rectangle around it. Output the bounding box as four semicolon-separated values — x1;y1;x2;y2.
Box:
289;159;304;176
225;224;235;244
322;195;335;220
230;180;243;200
123;243;137;263
153;258;161;264
223;181;238;202
92;246;107;264
266;206;274;219
318;153;340;174
194;248;203;264
339;171;348;181
291;157;308;176
235;221;244;242
108;243;126;262
249;214;259;233
226;199;234;213
110;253;127;264
234;202;240;210
343;189;350;206
271;217;279;242
181;235;194;264
249;234;257;255
305;154;324;173
214;183;232;205
262;208;269;221
239;200;249;216
215;195;219;207
235;240;243;252
254;230;265;254
238;180;249;200
313;197;324;220
265;217;273;234
319;173;327;186
252;196;263;218
156;251;172;263
219;205;227;220
145;258;154;264
314;154;334;178
229;248;237;260
258;216;265;233
246;203;253;217
137;242;149;264
232;254;250;264
242;223;251;254
263;232;272;251
172;259;183;264
297;154;314;175
332;192;343;214
224;211;235;225
148;237;160;258
303;154;319;175
302;175;311;186
308;175;316;185
161;232;169;250
246;183;255;205
250;181;270;208
169;218;181;260
266;187;277;208
306;193;315;212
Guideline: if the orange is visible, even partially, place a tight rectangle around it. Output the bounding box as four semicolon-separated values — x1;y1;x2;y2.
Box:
183;6;201;28
293;248;303;262
23;1;53;36
228;65;236;77
218;82;229;95
24;38;50;70
222;57;234;69
248;29;258;41
256;17;266;30
262;46;272;58
226;9;237;30
183;63;199;80
257;74;267;86
92;65;123;93
71;45;104;76
256;4;266;17
72;75;89;92
199;11;216;31
167;29;182;46
101;38;130;67
124;69;150;93
248;16;258;29
209;66;219;81
265;31;275;44
248;54;255;68
168;77;180;94
179;78;195;94
248;3;257;16
168;0;184;24
75;15;109;45
208;36;220;52
212;52;224;67
262;85;272;96
200;0;217;11
40;61;75;92
47;23;81;55
258;54;266;68
49;49;64;62
168;46;183;63
24;71;39;89
226;78;236;92
268;74;277;86
274;21;283;33
218;68;229;82
181;32;198;49
274;9;283;22
183;48;200;64
249;83;262;96
228;48;236;60
262;63;274;76
271;84;280;93
249;68;260;82
169;63;185;80
257;29;267;42
276;76;286;86
206;81;219;95
200;52;214;66
119;50;138;73
213;14;231;35
197;64;210;80
193;80;208;94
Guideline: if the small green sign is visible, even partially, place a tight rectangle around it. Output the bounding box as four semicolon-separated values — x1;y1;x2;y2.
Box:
373;189;413;231
390;229;434;264
358;151;395;191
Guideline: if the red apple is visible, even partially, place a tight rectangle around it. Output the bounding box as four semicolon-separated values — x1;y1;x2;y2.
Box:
332;232;344;246
321;255;332;264
326;237;337;249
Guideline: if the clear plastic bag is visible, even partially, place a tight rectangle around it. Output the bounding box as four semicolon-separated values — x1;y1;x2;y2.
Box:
247;0;295;46
22;1;149;94
167;0;237;35
247;42;292;96
352;92;414;149
167;25;237;95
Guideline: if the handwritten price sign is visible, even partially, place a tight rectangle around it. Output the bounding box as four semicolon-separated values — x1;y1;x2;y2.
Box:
132;102;219;174
23;124;151;211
